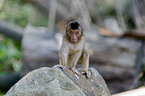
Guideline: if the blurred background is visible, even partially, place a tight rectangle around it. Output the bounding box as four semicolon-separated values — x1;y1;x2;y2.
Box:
0;0;145;95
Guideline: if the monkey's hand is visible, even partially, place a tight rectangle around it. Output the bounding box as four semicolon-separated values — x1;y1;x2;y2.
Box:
81;71;91;79
55;64;65;70
72;68;81;76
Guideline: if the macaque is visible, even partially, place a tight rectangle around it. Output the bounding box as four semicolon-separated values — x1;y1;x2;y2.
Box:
58;21;90;78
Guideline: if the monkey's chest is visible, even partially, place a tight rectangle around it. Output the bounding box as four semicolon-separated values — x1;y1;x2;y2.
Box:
68;44;83;55
69;49;77;55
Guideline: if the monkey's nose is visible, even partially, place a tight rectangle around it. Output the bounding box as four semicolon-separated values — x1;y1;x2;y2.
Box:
73;35;77;39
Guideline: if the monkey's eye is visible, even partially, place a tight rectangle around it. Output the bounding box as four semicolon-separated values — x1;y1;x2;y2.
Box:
76;32;79;35
70;31;73;34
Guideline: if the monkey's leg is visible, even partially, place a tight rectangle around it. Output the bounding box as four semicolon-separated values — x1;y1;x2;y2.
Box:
81;51;91;78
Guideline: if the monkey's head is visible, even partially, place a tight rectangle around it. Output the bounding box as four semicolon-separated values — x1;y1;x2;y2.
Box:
66;21;83;44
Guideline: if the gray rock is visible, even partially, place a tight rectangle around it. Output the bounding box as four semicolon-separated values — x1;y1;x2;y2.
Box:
21;25;60;76
104;17;123;35
85;32;142;79
5;66;111;96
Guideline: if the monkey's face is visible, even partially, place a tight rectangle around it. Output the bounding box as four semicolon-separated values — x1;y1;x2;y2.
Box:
66;21;83;44
67;29;81;44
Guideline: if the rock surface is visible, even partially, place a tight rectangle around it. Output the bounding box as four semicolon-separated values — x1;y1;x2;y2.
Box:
5;66;111;96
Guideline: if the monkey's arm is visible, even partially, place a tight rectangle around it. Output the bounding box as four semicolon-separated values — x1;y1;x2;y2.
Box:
59;51;68;69
81;48;91;78
71;51;82;76
58;37;69;69
81;49;89;71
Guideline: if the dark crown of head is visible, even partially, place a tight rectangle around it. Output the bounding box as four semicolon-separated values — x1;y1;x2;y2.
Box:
70;21;80;29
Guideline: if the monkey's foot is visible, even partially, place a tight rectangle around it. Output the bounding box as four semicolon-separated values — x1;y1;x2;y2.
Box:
54;65;64;70
81;71;91;79
72;69;81;76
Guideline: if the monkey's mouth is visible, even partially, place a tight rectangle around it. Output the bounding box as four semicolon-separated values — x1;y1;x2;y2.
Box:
71;39;77;43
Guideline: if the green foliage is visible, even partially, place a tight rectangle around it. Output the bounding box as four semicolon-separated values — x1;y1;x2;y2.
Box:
0;36;22;73
0;91;5;96
0;0;48;27
95;0;116;18
0;0;49;73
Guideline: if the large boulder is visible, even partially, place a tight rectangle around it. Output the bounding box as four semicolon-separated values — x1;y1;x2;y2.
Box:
5;66;111;96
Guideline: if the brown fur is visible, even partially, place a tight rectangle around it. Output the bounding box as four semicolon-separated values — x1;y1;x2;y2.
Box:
58;21;90;78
